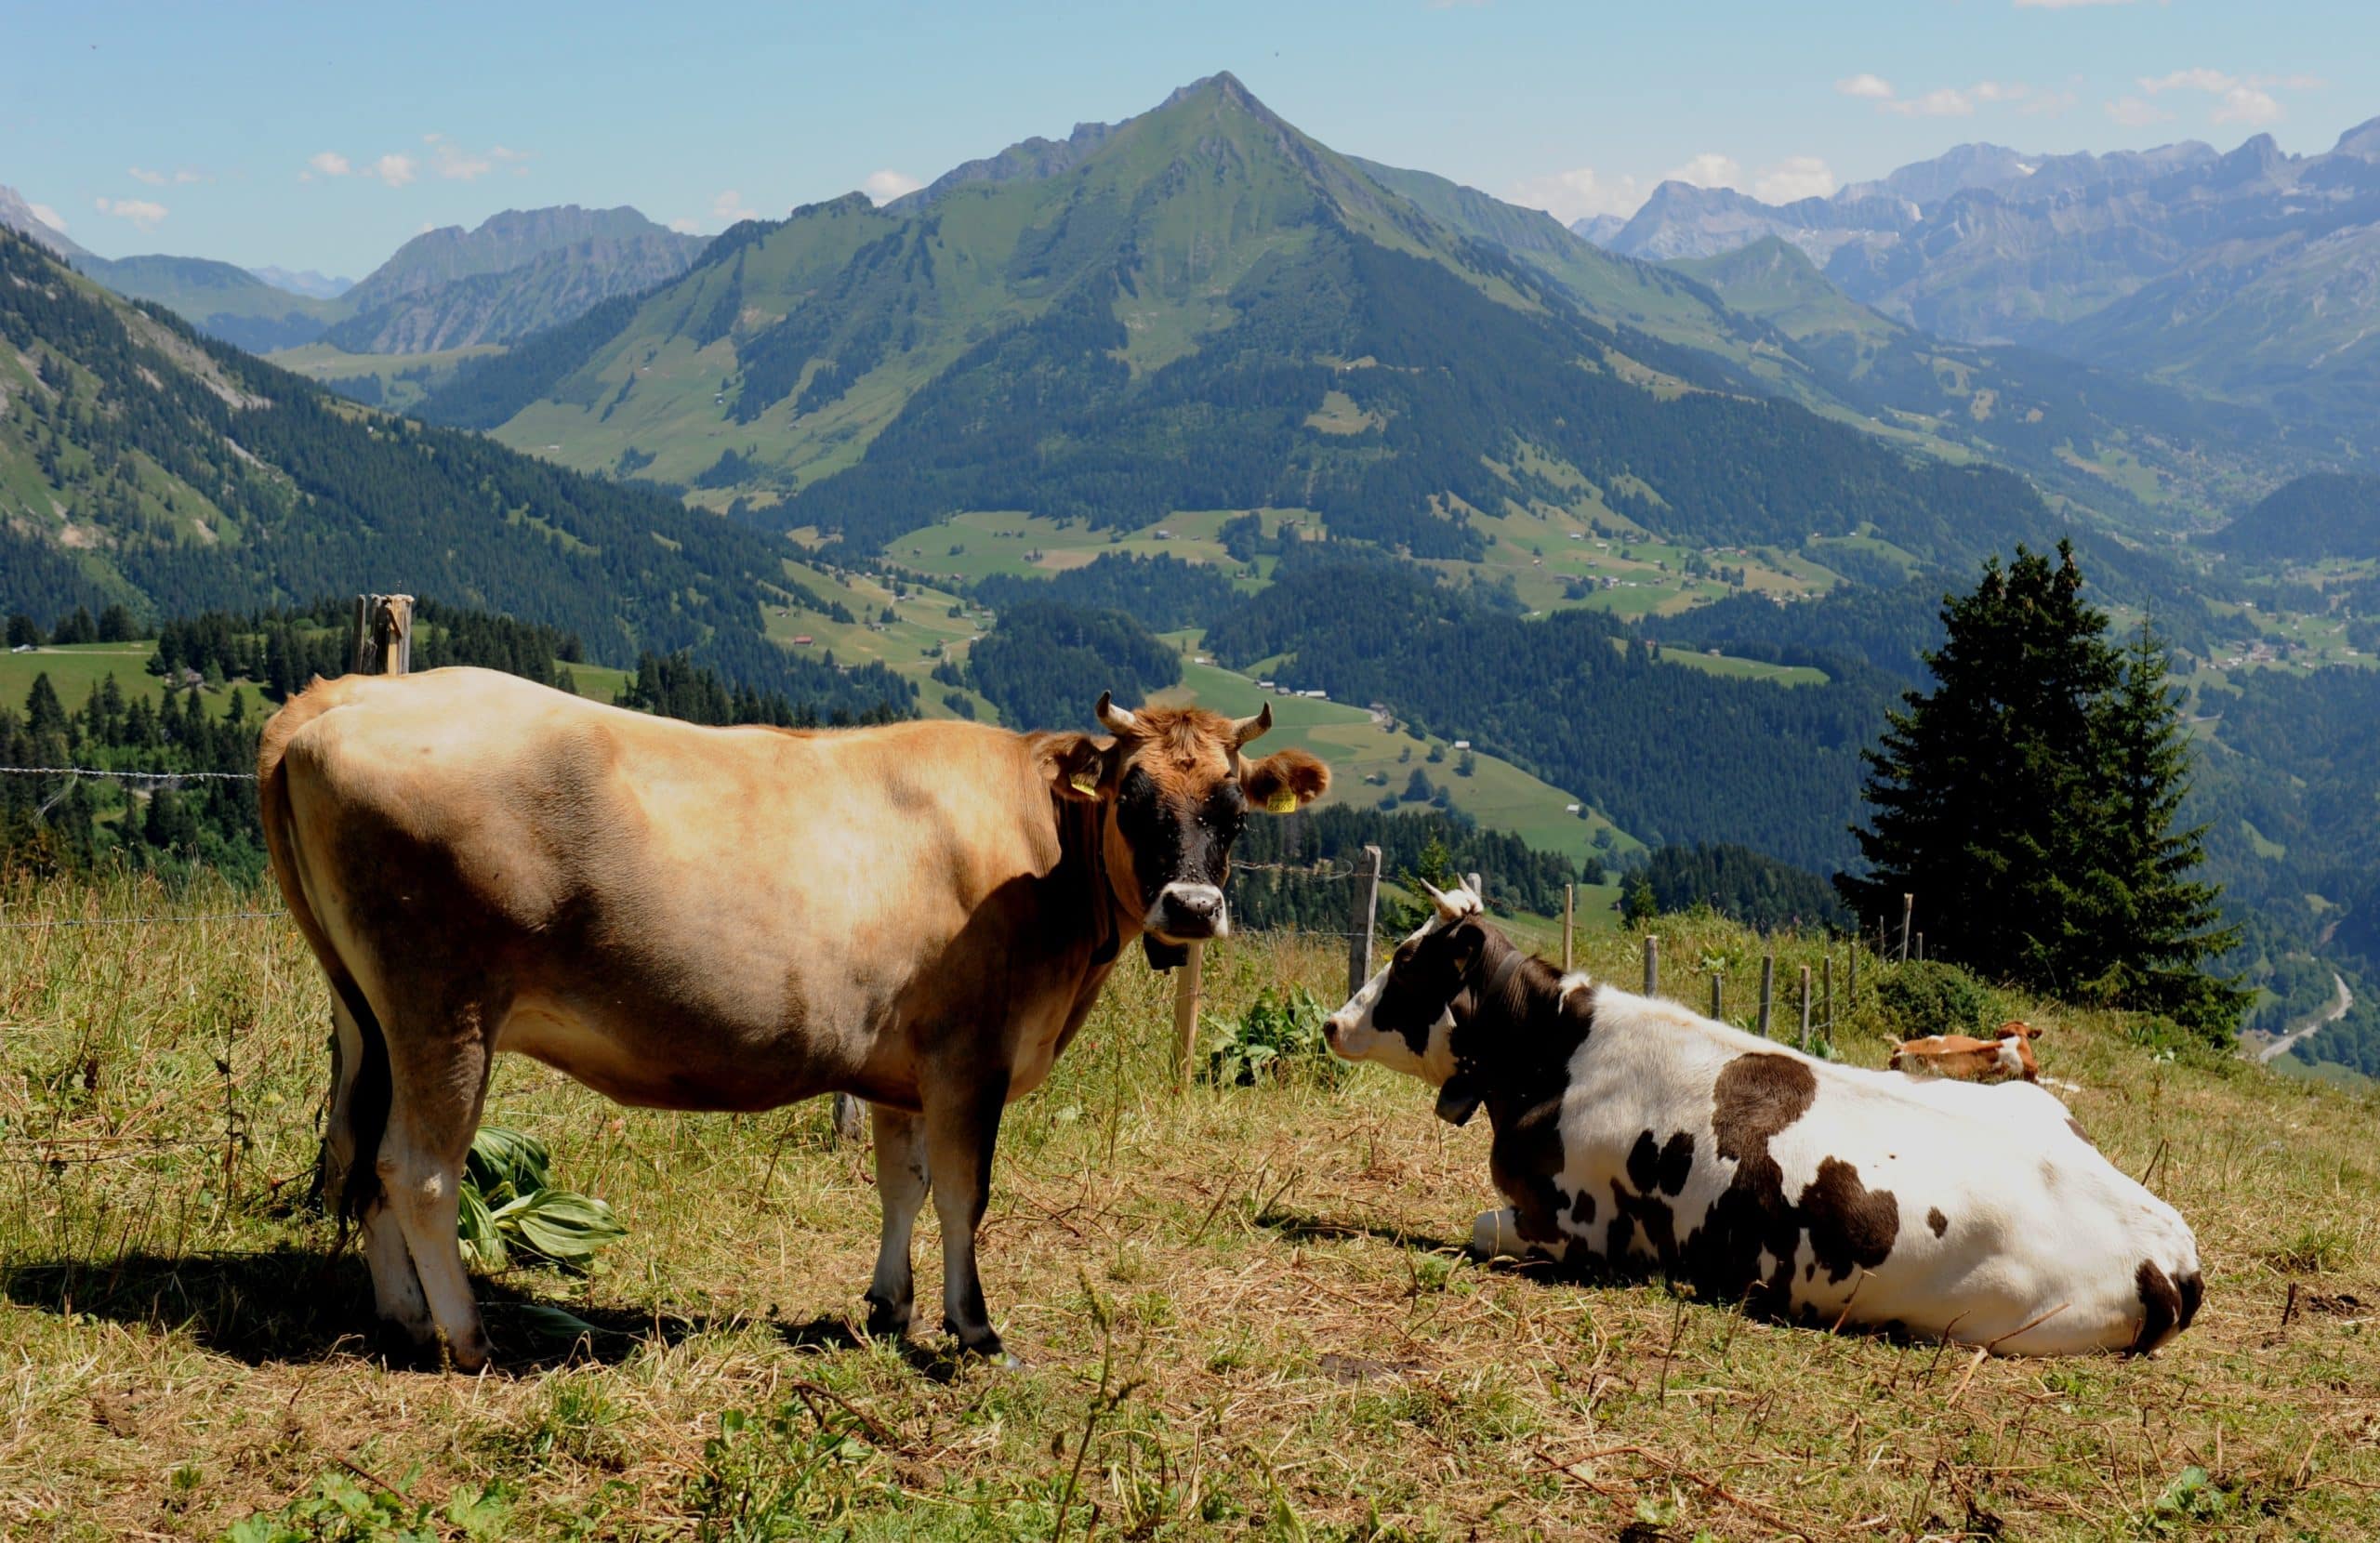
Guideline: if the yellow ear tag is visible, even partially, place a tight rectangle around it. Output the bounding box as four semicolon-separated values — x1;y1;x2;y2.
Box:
1071;770;1101;797
1266;787;1299;814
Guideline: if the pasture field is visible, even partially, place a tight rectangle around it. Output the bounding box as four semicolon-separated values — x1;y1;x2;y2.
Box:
3;873;2376;1539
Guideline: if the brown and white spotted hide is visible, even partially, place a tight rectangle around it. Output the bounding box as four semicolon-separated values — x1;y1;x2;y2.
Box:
1890;1022;2043;1083
1325;887;2202;1357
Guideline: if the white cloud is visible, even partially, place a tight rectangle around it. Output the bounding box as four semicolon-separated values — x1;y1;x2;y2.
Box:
2214;86;2282;125
711;189;762;225
28;203;66;233
863;169;924;204
93;196;168;231
1503;165;1646;223
308;151;351;178
1880;80;2033;117
2138;68;2231;95
130;165;206;186
367;153;416;187
1834;73;1895;99
129;166;165;186
423;136;532;181
1666;152;1744;189
2137;68;2319;126
2105;95;2174;126
1754;155;1837;204
667;216;701;234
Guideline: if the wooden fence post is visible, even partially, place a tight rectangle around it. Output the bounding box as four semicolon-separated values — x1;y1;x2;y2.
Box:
1172;943;1205;1087
1798;965;1813;1051
1898;893;1914;965
1348;845;1382;997
1643;935;1659;996
1710;974;1723;1021
1821;955;1833;1042
1758;950;1776;1038
351;593;415;677
1563;885;1575;973
1465;871;1484;904
1847;945;1858;1004
1916;931;1925;963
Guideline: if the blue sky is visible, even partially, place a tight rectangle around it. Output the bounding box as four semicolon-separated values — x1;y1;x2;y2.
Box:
5;0;2373;276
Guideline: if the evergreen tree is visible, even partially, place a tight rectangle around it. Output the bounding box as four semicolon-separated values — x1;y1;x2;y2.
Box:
2081;626;2250;1035
1838;544;2245;1042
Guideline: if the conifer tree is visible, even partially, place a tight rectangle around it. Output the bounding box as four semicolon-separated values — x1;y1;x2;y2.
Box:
1838;543;2245;1042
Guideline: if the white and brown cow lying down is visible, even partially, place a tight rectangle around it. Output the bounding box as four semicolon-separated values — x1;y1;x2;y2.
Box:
1324;886;2202;1356
1891;1022;2043;1083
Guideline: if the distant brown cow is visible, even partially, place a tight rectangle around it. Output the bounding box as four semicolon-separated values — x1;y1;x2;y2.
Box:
1890;1022;2043;1083
258;668;1326;1368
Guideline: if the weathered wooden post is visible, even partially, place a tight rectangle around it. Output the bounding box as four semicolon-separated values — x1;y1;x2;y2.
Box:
1757;949;1776;1038
351;594;415;676
1916;931;1925;963
1821;955;1834;1043
1465;871;1484;903
1172;943;1205;1087
1347;845;1382;996
1710;974;1723;1021
1643;935;1659;996
1798;965;1813;1051
1847;944;1858;1004
1898;893;1914;964
1563;884;1575;972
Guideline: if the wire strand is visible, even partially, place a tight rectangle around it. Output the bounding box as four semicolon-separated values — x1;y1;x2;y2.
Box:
0;765;258;783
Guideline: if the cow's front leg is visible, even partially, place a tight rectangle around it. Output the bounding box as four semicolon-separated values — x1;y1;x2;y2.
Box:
922;1075;1012;1362
864;1102;930;1339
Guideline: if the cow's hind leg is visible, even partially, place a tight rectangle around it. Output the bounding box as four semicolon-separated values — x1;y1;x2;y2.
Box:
377;1007;497;1371
326;995;431;1345
864;1102;931;1339
923;1077;1011;1362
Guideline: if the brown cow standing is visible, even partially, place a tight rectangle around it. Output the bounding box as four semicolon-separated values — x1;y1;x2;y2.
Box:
259;668;1325;1368
1890;1022;2043;1083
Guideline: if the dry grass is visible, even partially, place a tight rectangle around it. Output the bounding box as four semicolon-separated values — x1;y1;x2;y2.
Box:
3;873;2377;1539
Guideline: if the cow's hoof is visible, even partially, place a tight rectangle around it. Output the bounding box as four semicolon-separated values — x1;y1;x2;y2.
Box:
863;1299;913;1340
945;1319;1015;1366
444;1332;494;1375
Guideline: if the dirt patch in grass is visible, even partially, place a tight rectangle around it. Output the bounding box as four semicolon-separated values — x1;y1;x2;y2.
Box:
2;876;2376;1537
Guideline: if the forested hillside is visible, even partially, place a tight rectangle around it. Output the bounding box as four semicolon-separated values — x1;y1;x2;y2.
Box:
0;228;908;718
1204;552;1895;872
2211;472;2380;562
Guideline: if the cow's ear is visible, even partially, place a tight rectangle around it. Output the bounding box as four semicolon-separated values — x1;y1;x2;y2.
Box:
1042;733;1111;801
1244;748;1329;815
1435;1071;1483;1127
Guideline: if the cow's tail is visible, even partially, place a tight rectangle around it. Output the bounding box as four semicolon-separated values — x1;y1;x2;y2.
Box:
258;678;389;1224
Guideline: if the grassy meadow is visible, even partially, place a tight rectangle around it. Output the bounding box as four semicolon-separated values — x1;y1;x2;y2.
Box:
2;871;2376;1538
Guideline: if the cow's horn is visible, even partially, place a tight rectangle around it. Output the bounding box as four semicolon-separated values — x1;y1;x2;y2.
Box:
1229;702;1273;749
1095;691;1141;737
1420;878;1466;922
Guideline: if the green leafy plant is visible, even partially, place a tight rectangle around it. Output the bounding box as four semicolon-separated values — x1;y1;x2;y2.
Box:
226;1470;509;1543
1202;986;1343;1088
456;1126;626;1273
1873;959;2001;1040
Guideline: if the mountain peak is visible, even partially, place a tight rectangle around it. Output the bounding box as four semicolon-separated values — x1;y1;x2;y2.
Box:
1163;71;1256;110
2334;115;2380;161
0;182;87;260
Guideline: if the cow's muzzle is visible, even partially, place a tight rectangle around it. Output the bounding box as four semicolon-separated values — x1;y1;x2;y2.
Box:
1149;882;1228;942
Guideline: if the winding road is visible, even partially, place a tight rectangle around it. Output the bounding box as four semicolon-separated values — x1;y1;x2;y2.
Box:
2254;971;2353;1065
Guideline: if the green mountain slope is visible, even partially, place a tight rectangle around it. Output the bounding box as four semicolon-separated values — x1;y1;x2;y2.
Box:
425;73;2060;574
2208;471;2380;561
1672;238;2273;520
70;254;337;353
0;227;905;715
